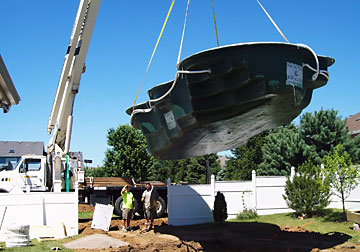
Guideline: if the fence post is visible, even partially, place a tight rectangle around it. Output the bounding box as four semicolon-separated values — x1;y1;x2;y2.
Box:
290;166;295;181
211;174;216;205
167;178;172;225
252;170;257;210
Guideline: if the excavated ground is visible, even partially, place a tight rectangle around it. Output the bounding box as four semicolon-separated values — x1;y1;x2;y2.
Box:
75;204;360;252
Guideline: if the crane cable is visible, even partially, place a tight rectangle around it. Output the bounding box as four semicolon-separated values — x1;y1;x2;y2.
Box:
132;0;175;110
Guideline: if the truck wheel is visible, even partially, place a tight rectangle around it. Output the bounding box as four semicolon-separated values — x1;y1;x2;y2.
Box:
114;197;139;219
156;196;166;217
114;197;123;217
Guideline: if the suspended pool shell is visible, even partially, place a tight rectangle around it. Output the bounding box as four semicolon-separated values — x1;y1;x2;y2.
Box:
127;42;334;160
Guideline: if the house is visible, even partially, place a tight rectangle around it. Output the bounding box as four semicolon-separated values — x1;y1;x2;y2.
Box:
345;112;360;138
0;55;20;113
0;141;44;169
218;155;229;167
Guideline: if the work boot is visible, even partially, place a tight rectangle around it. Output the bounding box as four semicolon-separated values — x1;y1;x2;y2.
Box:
144;222;149;231
126;226;131;232
122;226;127;232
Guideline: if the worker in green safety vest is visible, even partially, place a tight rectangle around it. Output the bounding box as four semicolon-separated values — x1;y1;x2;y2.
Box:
121;185;134;232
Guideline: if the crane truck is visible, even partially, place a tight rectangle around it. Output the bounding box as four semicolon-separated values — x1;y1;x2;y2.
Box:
0;0;167;217
0;0;101;193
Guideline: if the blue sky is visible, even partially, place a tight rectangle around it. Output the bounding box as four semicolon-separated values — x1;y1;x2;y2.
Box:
1;0;359;166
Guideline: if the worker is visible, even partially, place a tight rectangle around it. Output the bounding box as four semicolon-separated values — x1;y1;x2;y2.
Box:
121;185;134;232
141;182;159;231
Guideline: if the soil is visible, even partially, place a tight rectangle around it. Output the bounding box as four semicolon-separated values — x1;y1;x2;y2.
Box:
75;204;360;252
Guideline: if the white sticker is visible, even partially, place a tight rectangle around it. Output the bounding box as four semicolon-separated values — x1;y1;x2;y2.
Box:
164;110;176;130
286;62;303;88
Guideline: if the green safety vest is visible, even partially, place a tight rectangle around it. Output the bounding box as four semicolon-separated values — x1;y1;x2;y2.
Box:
122;191;134;209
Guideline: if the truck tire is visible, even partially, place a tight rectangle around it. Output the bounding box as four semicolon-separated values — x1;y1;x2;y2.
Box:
156;196;166;217
114;197;138;218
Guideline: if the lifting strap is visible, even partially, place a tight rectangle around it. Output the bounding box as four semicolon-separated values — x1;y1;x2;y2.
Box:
256;0;289;43
211;0;220;47
132;0;176;109
130;0;211;126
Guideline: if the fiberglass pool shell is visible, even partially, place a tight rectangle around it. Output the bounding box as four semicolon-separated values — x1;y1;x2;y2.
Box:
127;42;335;160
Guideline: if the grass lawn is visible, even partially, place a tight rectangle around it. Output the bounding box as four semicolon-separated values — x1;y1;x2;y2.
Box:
78;211;118;220
78;210;93;219
229;208;360;242
0;237;79;251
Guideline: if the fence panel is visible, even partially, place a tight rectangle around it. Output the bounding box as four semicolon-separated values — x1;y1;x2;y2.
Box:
0;192;78;241
167;182;214;226
167;169;360;226
256;176;291;215
215;181;253;219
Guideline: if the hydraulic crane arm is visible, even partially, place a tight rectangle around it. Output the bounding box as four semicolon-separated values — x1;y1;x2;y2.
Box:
47;0;101;154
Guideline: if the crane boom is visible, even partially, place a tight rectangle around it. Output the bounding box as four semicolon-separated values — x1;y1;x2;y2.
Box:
47;0;101;154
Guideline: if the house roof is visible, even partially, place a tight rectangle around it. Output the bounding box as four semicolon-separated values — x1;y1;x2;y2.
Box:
0;54;20;113
345;112;360;135
0;141;44;157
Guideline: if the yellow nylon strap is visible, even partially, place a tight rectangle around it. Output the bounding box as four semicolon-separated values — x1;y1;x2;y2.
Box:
133;0;176;109
211;0;219;47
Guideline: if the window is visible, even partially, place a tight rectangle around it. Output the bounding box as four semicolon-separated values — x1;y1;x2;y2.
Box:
19;162;25;173
25;159;41;171
0;157;19;171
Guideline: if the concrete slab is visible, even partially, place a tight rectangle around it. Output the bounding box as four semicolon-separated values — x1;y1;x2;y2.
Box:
63;234;129;249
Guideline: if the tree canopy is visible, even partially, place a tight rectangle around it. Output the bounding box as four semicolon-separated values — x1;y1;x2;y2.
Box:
223;109;360;178
103;125;153;181
222;132;268;180
151;154;221;184
258;124;314;176
300;109;351;163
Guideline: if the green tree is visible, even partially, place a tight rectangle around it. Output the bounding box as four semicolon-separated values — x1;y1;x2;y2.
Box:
150;154;221;183
223;132;268;180
300;109;360;163
84;166;106;177
322;145;360;220
216;166;226;181
259;124;314;176
103;125;153;181
283;160;331;217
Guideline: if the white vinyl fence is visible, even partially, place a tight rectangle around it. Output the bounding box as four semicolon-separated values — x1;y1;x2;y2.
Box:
0;191;78;241
167;167;360;226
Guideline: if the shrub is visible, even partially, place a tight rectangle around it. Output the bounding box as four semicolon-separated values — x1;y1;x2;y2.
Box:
213;191;228;222
283;160;331;217
236;209;258;220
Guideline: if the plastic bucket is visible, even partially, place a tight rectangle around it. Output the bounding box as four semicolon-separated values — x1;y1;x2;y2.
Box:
5;225;30;248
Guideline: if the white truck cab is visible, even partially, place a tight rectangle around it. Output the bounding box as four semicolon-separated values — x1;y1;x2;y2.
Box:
0;153;84;193
0;155;47;192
